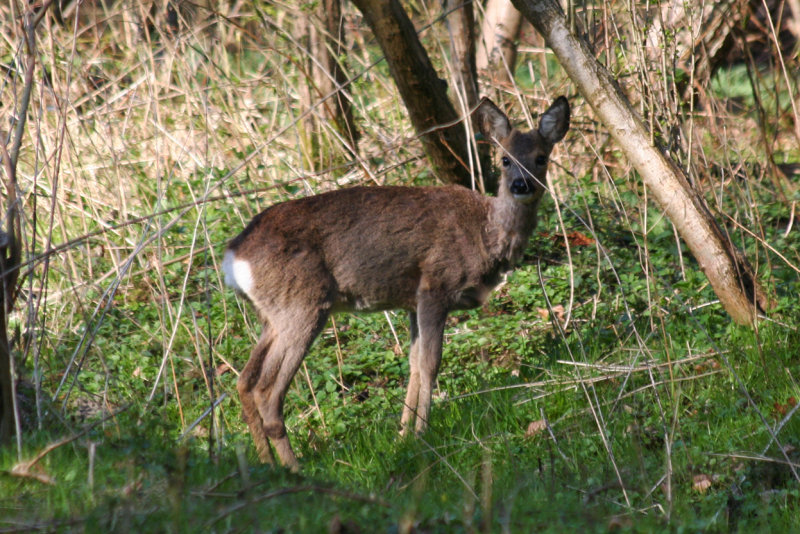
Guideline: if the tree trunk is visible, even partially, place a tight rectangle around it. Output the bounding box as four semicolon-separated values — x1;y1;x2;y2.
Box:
0;231;11;443
476;0;523;84
297;0;360;171
789;0;800;46
644;0;749;97
443;0;495;192
0;252;16;447
312;0;360;150
351;0;474;188
296;10;317;169
511;0;770;325
444;0;479;108
0;2;37;448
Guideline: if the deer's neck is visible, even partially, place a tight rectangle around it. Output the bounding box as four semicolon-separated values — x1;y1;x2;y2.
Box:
486;196;540;265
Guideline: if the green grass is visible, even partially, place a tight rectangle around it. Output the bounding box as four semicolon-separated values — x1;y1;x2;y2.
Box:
4;191;799;531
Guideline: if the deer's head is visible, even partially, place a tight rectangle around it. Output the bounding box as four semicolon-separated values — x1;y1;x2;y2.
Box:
475;97;570;205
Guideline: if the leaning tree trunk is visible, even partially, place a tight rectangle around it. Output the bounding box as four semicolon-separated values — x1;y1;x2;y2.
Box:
511;0;770;325
351;0;474;189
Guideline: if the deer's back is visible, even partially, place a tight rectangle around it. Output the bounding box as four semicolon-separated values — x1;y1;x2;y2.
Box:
226;185;502;312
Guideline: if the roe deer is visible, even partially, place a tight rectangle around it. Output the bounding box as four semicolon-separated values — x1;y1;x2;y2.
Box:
223;96;569;470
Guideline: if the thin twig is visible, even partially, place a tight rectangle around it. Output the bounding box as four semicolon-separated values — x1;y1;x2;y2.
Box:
1;403;131;485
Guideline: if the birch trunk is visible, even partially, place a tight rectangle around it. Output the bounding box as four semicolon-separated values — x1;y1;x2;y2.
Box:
444;0;479;108
476;0;523;84
511;0;770;325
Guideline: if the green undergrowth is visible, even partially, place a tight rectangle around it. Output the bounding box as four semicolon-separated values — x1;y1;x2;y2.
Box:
2;317;799;532
3;184;799;532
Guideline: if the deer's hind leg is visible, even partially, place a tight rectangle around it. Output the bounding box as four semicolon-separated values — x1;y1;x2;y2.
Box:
237;327;278;464
248;306;330;471
236;246;335;470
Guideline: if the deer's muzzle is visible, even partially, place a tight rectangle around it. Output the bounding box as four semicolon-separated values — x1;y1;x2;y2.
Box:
510;177;537;201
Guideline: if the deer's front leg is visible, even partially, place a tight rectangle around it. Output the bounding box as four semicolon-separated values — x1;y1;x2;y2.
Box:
400;311;420;436
411;294;448;434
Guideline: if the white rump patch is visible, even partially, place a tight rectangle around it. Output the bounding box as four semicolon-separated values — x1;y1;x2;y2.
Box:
222;249;254;295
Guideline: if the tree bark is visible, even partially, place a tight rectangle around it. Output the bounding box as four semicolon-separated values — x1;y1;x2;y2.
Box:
444;0;479;108
789;0;800;46
476;0;523;84
0;1;44;447
296;9;317;168
511;0;770;325
0;230;13;445
351;0;474;188
312;0;361;150
297;0;360;170
644;0;749;97
322;0;360;149
443;0;495;192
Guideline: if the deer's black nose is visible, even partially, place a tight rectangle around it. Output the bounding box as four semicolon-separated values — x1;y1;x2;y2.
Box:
510;177;535;197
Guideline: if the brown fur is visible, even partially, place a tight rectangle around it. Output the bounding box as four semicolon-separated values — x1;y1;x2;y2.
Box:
224;97;570;470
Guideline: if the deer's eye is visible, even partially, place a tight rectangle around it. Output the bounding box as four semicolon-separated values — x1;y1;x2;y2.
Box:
501;156;511;167
535;155;548;166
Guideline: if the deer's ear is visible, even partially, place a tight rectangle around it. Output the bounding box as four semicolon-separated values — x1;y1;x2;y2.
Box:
474;97;512;143
538;96;570;144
